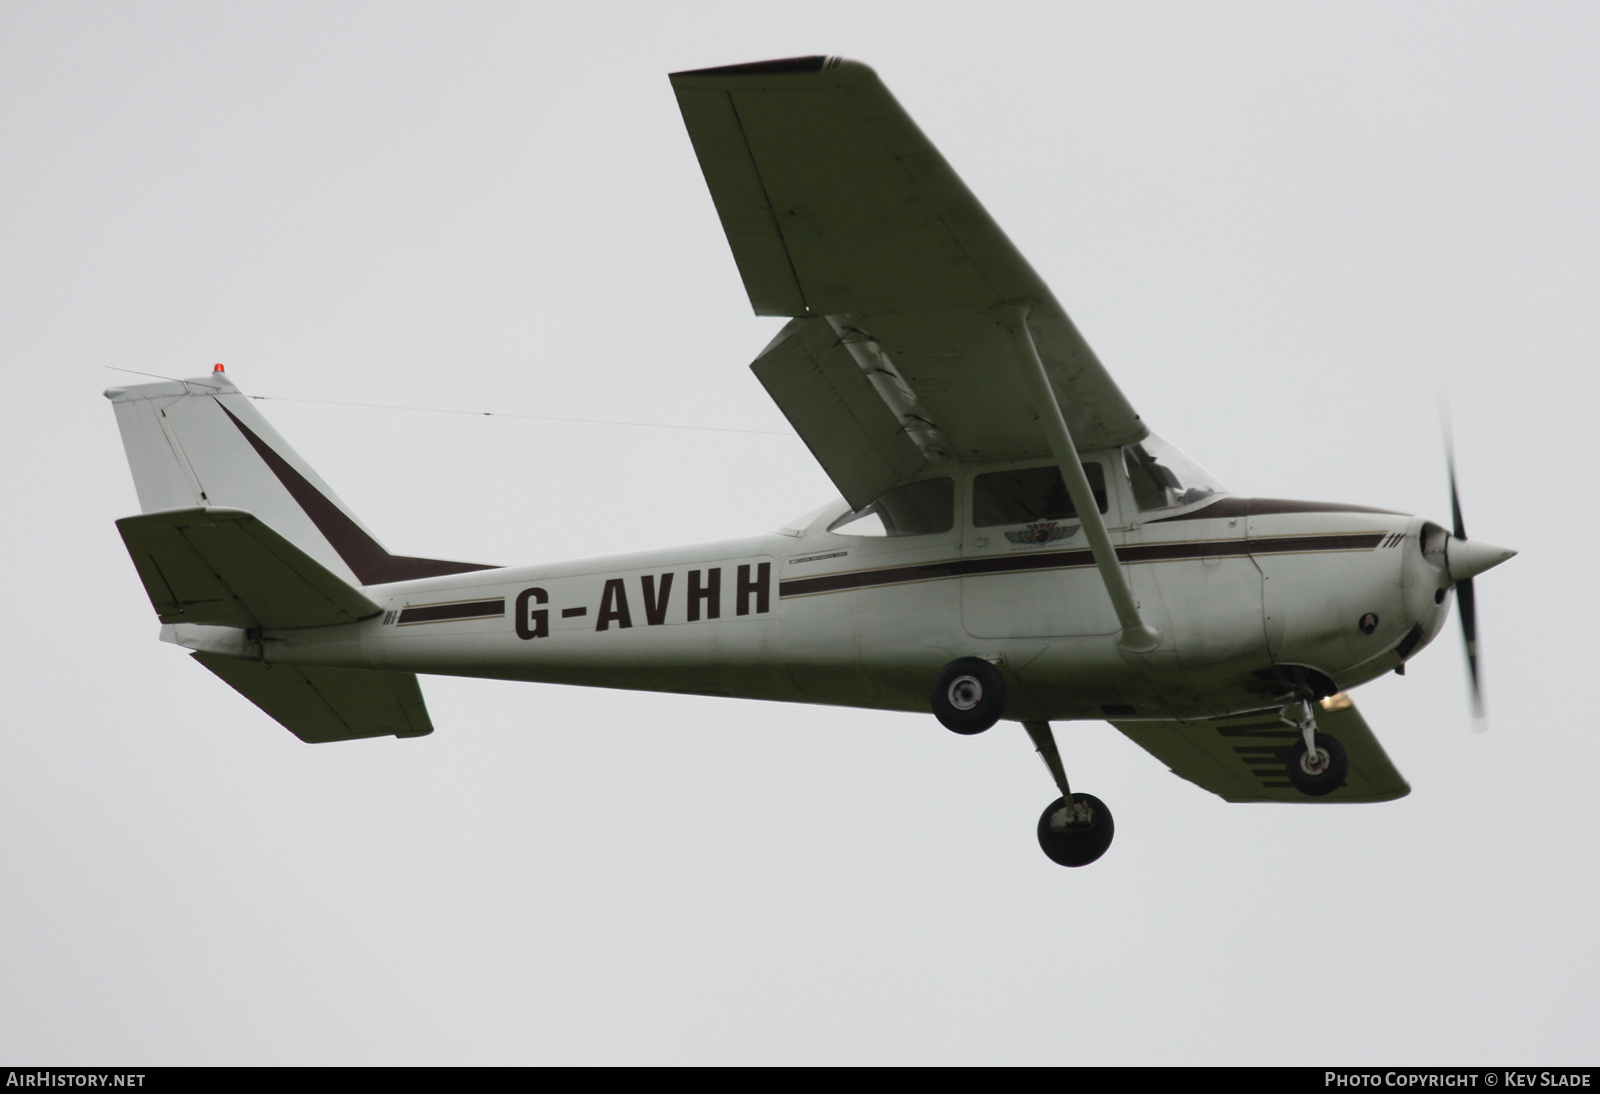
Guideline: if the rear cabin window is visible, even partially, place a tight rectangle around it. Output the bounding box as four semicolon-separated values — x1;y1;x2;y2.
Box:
972;463;1107;527
828;478;954;537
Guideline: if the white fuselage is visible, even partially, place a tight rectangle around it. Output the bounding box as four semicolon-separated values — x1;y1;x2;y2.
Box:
206;450;1453;724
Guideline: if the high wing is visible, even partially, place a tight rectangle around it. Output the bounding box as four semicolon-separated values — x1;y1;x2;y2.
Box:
671;57;1146;507
1111;701;1411;804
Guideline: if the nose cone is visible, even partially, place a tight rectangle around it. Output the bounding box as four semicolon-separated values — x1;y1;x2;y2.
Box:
1447;537;1517;582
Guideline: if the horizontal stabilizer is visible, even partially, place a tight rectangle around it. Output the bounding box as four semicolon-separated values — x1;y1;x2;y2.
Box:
1112;700;1409;804
117;507;381;630
194;653;433;743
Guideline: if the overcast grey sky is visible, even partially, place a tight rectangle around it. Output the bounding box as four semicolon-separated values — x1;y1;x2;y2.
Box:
3;1;1595;1064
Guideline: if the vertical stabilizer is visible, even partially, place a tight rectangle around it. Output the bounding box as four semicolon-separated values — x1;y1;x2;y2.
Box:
105;370;494;587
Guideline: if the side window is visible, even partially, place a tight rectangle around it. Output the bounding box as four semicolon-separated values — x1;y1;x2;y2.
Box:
972;463;1107;527
828;478;954;537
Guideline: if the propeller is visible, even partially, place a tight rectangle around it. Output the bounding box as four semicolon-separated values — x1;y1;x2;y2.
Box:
1445;446;1484;726
1442;425;1516;730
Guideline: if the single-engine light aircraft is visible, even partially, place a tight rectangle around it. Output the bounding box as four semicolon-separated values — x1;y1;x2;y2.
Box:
107;58;1515;866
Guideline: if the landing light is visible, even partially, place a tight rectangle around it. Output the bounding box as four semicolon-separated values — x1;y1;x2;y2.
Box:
1320;693;1353;712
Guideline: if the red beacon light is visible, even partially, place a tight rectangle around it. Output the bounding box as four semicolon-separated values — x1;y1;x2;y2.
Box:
213;363;225;373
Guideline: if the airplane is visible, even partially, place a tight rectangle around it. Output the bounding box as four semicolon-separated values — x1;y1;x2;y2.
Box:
105;57;1516;867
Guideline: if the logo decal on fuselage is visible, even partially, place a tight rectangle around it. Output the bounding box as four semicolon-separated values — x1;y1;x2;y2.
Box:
1005;521;1078;546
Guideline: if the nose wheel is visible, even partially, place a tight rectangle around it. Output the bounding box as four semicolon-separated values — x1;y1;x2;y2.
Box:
1282;699;1349;796
1286;735;1349;796
1023;720;1114;867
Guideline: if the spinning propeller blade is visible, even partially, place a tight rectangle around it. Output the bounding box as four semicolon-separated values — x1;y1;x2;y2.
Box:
1440;412;1515;730
1445;445;1486;727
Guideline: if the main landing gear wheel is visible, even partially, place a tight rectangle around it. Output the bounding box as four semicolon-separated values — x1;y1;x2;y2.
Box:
930;657;1007;735
1286;733;1349;797
1036;794;1115;867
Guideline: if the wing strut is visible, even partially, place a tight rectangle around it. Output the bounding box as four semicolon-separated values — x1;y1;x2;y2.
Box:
1004;308;1161;653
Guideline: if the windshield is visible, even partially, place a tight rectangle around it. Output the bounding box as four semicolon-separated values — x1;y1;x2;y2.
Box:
1122;434;1225;512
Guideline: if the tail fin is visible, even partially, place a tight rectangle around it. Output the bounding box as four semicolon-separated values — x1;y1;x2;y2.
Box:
105;369;494;587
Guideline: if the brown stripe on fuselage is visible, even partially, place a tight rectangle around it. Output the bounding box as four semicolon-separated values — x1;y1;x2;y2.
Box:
1116;539;1251;564
780;550;1090;598
778;532;1387;599
1246;532;1386;554
215;401;498;585
396;599;506;625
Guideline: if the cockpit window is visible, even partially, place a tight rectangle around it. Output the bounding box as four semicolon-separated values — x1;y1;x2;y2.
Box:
1122;435;1223;512
828;478;954;537
972;463;1107;527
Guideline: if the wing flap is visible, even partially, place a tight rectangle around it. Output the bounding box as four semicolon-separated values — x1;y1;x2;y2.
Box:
117;507;381;630
751;318;927;508
193;653;433;743
1112;701;1410;803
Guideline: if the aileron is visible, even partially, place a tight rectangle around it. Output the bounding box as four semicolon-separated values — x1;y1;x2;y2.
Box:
673;86;807;316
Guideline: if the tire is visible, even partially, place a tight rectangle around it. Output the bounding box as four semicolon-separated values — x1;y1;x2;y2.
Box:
930;657;1007;734
1286;733;1350;797
1036;794;1115;867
